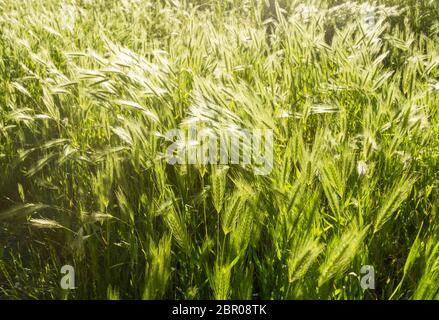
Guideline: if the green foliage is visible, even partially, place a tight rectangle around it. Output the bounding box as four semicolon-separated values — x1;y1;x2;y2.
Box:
0;0;438;300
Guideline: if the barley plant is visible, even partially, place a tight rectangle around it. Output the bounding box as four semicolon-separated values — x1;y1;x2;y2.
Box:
0;0;438;300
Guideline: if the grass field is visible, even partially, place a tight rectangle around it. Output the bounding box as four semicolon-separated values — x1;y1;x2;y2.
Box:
0;0;438;299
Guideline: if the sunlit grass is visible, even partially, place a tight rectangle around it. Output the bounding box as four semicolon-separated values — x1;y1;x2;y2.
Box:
0;0;438;299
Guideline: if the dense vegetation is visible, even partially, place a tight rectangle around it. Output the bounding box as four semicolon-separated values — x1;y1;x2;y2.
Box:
0;0;438;299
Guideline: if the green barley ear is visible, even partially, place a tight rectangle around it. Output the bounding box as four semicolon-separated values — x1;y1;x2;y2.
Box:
230;204;254;255
142;235;172;299
210;260;235;300
17;183;25;202
318;224;369;287
374;175;416;233
164;198;190;253
320;159;344;220
115;188;135;224
29;218;63;229
0;203;49;221
222;191;247;235
211;165;229;214
288;239;323;283
29;218;76;234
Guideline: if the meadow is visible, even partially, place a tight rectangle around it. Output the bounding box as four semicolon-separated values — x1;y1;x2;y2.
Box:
0;0;438;299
